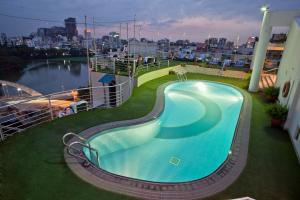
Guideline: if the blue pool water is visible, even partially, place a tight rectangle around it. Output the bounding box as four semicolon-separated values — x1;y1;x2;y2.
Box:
84;81;243;183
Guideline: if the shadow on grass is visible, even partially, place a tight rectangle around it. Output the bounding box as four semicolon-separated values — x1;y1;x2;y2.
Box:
264;126;290;142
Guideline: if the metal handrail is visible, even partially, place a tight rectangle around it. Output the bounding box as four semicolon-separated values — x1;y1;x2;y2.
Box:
264;67;279;74
62;132;87;146
62;132;100;167
68;141;100;167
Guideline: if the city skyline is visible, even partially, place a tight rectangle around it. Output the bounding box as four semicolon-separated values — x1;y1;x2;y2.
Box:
1;0;300;42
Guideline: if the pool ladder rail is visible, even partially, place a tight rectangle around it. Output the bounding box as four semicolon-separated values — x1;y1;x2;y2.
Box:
62;132;100;167
174;68;188;81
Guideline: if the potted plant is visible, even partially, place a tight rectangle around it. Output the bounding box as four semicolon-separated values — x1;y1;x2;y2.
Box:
263;86;280;103
266;103;288;127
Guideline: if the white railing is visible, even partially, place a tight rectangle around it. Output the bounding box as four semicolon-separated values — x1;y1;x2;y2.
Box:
135;59;170;76
90;56;137;76
0;78;134;142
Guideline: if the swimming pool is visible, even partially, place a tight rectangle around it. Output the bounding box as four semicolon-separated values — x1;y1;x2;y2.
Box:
83;81;244;183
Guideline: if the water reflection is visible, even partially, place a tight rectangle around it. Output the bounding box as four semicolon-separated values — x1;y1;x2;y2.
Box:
1;59;89;95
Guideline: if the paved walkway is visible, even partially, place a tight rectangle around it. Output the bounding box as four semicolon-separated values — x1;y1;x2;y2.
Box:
0;80;42;96
172;65;247;79
64;81;252;200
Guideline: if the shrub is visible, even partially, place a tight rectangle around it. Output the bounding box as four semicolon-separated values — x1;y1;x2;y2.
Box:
263;86;280;98
266;103;288;120
169;70;176;75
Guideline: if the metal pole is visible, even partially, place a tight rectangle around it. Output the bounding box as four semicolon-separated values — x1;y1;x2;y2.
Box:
133;14;136;59
126;23;130;76
119;23;122;50
113;58;116;74
93;17;97;54
119;84;123;105
129;77;132;97
127;23;129;55
85;15;90;68
48;97;54;120
85;16;93;108
0;126;4;141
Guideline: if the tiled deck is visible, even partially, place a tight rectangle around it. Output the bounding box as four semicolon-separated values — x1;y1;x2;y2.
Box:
64;81;252;200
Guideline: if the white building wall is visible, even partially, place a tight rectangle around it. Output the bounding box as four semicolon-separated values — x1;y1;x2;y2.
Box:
276;18;300;107
276;18;300;161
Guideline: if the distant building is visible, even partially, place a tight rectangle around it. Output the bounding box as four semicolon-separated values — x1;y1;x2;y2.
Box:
37;28;50;39
64;18;78;41
49;26;66;38
0;33;7;46
246;36;257;48
218;38;227;49
84;28;93;48
225;41;234;50
109;32;120;49
84;29;92;39
157;38;170;51
175;39;189;46
128;39;158;57
196;42;207;51
207;37;218;49
140;38;148;43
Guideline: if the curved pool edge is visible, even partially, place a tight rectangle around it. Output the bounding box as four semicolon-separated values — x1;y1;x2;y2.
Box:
64;81;252;200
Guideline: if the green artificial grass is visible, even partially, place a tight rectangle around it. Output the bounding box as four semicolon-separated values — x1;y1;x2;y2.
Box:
1;73;300;200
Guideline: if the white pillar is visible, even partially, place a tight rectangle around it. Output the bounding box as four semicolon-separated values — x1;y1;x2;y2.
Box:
248;8;272;92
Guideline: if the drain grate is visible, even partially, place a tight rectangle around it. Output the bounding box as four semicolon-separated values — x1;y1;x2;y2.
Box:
169;156;181;166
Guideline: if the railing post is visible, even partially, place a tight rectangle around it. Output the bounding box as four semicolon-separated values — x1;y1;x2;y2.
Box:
119;84;123;106
48;97;54;120
0;126;4;141
113;58;116;74
129;77;132;97
132;60;136;77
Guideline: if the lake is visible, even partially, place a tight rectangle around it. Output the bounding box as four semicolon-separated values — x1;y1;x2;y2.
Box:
0;58;89;95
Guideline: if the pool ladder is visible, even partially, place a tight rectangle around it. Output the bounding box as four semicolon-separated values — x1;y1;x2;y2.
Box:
177;72;188;81
174;69;188;81
62;132;100;167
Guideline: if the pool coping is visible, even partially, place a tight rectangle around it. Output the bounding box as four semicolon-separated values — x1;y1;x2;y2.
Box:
64;80;252;200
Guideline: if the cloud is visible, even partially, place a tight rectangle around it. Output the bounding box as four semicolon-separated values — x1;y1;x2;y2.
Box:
0;0;300;42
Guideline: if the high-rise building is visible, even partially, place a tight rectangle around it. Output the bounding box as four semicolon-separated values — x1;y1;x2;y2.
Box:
84;29;92;39
208;37;218;48
225;41;234;50
37;28;50;39
218;38;227;49
64;17;78;41
0;33;8;46
49;26;66;38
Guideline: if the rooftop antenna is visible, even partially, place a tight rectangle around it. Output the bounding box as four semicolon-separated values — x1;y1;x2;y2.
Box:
119;23;122;39
84;15;90;68
236;35;240;48
133;14;136;58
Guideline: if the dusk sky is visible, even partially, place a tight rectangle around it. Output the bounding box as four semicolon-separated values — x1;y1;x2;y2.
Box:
1;0;300;43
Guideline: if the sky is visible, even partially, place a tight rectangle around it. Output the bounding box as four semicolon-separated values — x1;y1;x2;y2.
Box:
1;0;300;43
